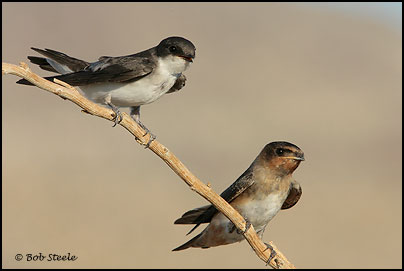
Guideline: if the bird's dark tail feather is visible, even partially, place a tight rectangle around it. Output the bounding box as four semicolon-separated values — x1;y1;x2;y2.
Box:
15;47;74;85
174;205;212;235
172;233;202;252
16;75;59;86
174;205;210;225
16;78;34;85
29;47;89;72
16;47;90;86
27;56;58;73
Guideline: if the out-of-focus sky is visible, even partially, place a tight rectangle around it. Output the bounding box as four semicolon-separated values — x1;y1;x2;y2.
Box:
304;2;402;30
2;2;402;269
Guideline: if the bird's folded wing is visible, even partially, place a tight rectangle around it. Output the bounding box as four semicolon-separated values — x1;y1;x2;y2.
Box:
281;179;302;209
18;52;155;86
167;74;186;94
174;167;255;235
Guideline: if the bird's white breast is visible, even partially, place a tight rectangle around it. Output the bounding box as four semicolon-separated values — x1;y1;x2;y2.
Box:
213;192;286;232
79;55;190;107
237;193;286;231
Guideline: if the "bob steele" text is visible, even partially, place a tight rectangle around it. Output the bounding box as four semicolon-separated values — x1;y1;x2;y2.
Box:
25;253;77;261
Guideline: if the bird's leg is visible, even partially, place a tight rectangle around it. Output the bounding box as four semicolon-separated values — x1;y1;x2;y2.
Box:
227;222;236;233
263;242;277;266
104;95;123;127
130;106;156;148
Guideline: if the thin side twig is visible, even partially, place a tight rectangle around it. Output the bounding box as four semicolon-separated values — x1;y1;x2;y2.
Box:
3;62;296;269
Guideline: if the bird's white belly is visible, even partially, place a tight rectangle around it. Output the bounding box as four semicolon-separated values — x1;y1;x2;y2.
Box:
237;193;285;231
204;192;286;246
215;193;285;232
79;73;178;107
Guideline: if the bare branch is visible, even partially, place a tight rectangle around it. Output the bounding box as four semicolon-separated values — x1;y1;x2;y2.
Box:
3;62;296;269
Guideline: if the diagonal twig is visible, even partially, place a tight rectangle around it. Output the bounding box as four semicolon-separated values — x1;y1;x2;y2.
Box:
2;62;296;269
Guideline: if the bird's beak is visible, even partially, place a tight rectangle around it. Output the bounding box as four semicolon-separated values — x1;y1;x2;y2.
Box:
181;56;194;62
284;156;305;161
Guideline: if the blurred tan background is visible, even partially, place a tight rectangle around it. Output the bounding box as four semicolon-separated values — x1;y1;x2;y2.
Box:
2;3;402;269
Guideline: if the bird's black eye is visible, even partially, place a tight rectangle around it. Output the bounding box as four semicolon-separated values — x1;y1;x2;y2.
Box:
276;148;285;156
169;46;177;53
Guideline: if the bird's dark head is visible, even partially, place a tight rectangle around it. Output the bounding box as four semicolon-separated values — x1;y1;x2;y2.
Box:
259;141;305;175
156;36;196;62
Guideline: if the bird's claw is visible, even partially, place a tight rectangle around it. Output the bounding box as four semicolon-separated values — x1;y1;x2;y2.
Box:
143;132;156;149
106;102;123;127
136;121;156;149
237;219;251;234
111;111;123;127
263;242;277;266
